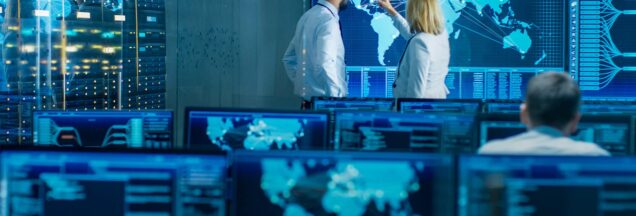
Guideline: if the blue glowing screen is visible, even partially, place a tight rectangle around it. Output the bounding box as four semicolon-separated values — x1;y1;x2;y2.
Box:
479;114;632;155
312;98;395;112
460;155;636;215
335;111;477;152
569;0;636;100
33;111;173;149
186;109;329;151
312;0;567;99
398;99;482;113
1;150;227;216
233;150;454;216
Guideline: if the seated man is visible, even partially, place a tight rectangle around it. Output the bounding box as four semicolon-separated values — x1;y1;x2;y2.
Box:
478;72;610;156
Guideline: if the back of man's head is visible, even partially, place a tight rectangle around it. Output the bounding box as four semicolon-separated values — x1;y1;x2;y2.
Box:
525;72;581;130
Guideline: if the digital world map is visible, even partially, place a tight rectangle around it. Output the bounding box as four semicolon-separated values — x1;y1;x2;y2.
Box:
347;0;541;66
206;117;305;151
260;159;423;215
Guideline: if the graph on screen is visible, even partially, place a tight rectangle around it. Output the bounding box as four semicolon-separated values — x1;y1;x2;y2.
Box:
316;0;567;99
33;111;173;149
569;0;636;100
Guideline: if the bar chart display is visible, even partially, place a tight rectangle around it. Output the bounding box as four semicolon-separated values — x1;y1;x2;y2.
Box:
570;0;636;100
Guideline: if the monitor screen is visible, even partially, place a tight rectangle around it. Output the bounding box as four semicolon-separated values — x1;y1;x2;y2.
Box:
185;108;329;151
460;155;636;215
486;100;636;114
398;99;482;113
312;0;567;99
232;150;455;216
483;100;523;113
569;0;636;100
33;111;173;148
581;101;636;114
312;97;395;112
1;149;227;216
479;114;632;155
335;111;477;153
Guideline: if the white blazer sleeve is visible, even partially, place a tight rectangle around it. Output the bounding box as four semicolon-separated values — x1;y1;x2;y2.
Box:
314;21;346;97
390;13;413;40
405;39;431;98
282;35;298;81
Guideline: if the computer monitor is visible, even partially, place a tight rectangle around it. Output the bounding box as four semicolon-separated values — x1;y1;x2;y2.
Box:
479;114;633;155
1;149;227;216
32;111;173;148
460;155;636;215
335;111;478;153
483;99;523;113
398;99;483;113
311;97;395;112
581;101;636;114
486;100;636;115
232;150;454;216
184;108;329;151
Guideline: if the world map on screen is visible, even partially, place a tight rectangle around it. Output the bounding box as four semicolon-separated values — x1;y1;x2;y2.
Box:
346;0;540;66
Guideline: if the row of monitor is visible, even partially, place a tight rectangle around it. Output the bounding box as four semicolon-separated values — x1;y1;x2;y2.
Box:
25;98;636;155
3;148;636;215
313;97;636;114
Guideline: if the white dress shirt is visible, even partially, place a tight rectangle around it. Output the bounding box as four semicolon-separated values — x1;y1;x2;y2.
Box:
478;126;611;156
390;14;450;99
282;0;347;100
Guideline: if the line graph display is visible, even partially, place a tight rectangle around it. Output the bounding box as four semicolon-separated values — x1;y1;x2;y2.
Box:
33;111;173;149
318;0;567;99
570;0;636;100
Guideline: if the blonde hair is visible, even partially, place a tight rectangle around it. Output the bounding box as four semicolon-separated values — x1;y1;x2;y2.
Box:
407;0;445;35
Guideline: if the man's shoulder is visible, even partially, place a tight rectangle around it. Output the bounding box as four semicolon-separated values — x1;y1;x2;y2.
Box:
303;6;338;24
478;133;610;156
477;132;533;154
566;140;611;156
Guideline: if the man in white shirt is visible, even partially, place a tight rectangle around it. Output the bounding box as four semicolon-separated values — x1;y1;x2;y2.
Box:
283;0;348;109
478;72;610;156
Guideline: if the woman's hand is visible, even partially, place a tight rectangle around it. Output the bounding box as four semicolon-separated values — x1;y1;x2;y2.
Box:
377;0;399;16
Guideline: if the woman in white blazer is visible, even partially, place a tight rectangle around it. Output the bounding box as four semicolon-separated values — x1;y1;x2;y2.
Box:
379;0;450;99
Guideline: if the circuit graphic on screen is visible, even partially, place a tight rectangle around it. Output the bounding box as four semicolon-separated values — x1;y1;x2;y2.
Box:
569;0;636;100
